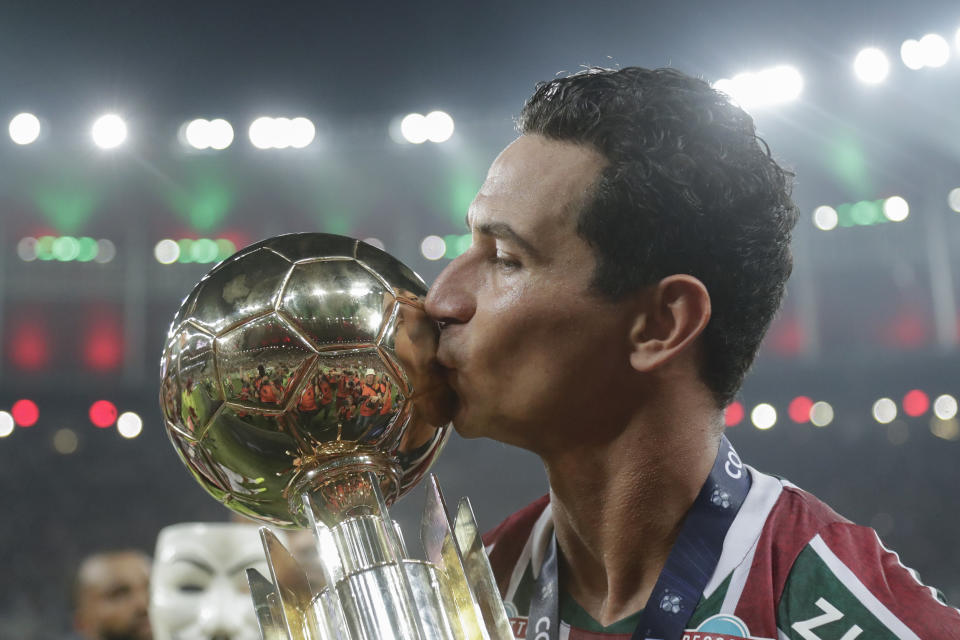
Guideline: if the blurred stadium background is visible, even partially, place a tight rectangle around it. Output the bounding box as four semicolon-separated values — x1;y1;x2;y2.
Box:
1;2;959;636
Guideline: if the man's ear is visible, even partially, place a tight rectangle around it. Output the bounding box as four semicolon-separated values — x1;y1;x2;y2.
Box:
628;274;711;373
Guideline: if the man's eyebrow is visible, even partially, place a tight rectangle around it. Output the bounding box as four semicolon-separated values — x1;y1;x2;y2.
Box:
472;220;541;259
171;557;214;574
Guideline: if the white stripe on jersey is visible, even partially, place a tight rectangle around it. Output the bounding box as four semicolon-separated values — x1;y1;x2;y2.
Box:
871;529;959;614
703;466;783;601
808;534;921;640
505;502;554;602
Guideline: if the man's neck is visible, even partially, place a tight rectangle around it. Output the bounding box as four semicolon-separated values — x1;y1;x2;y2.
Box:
542;406;722;627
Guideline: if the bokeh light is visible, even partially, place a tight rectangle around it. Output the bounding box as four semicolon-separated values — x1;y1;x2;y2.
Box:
853;47;890;84
94;239;116;263
89;400;117;428
933;394;958;420
424;111;455;142
751;403;777;430
0;412;14;438
154;239;180;264
53;428;79;454
420;235;446;260
812;205;838;231
948;188;960;213
930;417;960;441
12;399;39;427
872;397;897;424
788;396;813;423
184;118;234;150
724;401;744;426
903;389;929;417
900;39;925;69
713;65;803;110
9;112;41;145
882;196;909;222
117;412;143;439
401;113;429;144
91;114;128;149
810;401;834;427
249;116;314;149
918;33;950;68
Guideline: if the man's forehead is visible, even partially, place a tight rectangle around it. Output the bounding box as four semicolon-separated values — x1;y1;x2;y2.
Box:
470;135;604;227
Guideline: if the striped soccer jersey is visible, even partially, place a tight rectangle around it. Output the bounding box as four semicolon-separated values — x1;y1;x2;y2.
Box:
482;466;960;640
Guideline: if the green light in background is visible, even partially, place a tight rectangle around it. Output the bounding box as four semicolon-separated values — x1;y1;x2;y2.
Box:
33;188;99;234
215;239;236;260
443;233;471;258
825;134;873;198
319;216;351;237
52;236;80;261
190;238;219;263
850;200;882;225
177;239;193;262
77;237;98;262
36;236;56;260
445;172;481;225
167;175;234;233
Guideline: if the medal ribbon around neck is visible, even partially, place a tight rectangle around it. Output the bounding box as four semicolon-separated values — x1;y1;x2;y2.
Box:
526;435;751;640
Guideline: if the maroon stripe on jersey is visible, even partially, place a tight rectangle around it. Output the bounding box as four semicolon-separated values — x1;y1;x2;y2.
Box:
483;494;551;596
817;521;960;636
734;486;848;637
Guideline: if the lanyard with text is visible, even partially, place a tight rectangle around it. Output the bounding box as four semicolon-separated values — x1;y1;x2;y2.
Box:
526;436;751;640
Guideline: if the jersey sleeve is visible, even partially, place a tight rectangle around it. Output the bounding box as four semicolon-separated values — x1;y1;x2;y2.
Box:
776;521;960;639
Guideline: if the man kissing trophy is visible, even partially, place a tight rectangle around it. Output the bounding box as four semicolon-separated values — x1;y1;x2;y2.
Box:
159;233;513;640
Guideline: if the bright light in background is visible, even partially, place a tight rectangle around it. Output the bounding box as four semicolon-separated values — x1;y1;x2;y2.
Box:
810;401;834;427
812;205;838;230
934;394;958;420
401;113;429;144
12;399;39;427
919;33;950;67
184;118;234;150
853;47;890;84
901;34;951;69
248;116;315;149
9;112;41;145
724;401;744;426
420;235;446;260
94;239;116;263
713;65;803;110
751;403;777;430
882;196;909;222
788;396;813;423
0;412;14;438
903;389;929;417
362;237;385;250
117;412;143;439
872;397;897;424
948;187;960;213
91;114;127;149
154;239;180;264
89;400;117;428
424;111;455;142
53;428;79;454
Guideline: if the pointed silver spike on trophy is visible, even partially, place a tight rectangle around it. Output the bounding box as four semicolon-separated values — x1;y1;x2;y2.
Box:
160;233;513;639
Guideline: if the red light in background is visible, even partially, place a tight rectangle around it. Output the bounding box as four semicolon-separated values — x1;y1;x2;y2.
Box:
89;400;117;428
12;399;39;427
788;396;814;423
724;402;744;427
903;390;929;417
83;311;124;371
10;322;50;371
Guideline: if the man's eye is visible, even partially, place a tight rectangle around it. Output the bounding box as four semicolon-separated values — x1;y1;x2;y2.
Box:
493;252;521;270
178;584;205;593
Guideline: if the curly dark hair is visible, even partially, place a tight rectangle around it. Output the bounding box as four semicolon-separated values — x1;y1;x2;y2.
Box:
518;67;799;407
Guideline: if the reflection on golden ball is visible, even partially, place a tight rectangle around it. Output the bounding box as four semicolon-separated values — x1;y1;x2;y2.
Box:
160;233;454;528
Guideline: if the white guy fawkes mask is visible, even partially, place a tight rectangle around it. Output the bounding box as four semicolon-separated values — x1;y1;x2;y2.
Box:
150;523;271;640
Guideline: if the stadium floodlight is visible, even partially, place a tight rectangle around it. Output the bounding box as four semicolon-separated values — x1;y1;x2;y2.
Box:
751;403;777;430
809;401;834;427
249;116;275;149
91;114;127;149
420;235;446;260
853;47;890;84
900;39;925;70
713;65;803;110
872;398;897;424
424;111;455;143
401;113;429;144
185;118;235;150
9;113;41;145
948;187;960;213
882;196;909;222
290;117;315;149
918;33;950;68
812;205;839;231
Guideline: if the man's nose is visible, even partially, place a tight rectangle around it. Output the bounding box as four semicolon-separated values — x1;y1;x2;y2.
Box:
424;254;475;325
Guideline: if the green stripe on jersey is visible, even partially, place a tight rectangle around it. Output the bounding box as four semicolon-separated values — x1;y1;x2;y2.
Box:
778;546;900;639
687;573;732;628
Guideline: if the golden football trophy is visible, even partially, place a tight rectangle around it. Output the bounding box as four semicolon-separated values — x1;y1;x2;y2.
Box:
159;233;512;640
